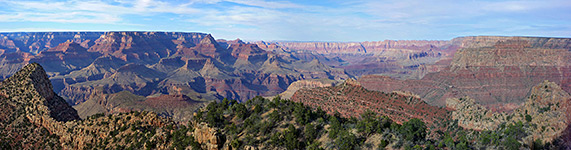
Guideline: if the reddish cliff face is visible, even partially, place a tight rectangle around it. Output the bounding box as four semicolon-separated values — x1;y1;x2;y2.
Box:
29;41;102;74
0;32;102;54
0;63;80;121
88;32;206;63
264;40;454;54
256;40;460;78
446;81;571;144
73;90;207;122
290;79;450;128
279;79;340;99
358;36;571;111
0;32;351;105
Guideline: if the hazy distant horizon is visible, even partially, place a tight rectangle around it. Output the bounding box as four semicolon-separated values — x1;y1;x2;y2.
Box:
2;30;571;43
1;0;570;42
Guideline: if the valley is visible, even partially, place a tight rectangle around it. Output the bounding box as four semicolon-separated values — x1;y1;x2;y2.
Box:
0;32;571;149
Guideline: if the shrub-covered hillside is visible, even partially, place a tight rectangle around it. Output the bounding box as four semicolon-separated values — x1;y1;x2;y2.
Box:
190;96;568;149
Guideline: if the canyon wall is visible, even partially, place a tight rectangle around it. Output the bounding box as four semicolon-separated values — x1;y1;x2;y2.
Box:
359;36;571;109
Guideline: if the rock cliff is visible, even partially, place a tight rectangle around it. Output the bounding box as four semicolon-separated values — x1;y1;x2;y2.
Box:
359;36;571;109
0;63;80;121
278;79;340;99
256;40;459;78
290;79;450;128
447;80;571;145
74;91;207;123
0;63;205;149
0;32;351;107
0;63;79;148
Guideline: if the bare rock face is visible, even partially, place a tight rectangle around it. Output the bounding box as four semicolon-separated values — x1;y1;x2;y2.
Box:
290;79;450;128
193;122;222;150
0;62;215;149
256;40;459;78
262;40;453;54
1;32;351;106
0;63;79;148
30;41;102;74
451;37;570;70
447;80;571;145
359;36;571;110
279;79;339;99
88;32;200;63
0;51;33;79
0;63;79;121
0;32;102;54
73;90;207;122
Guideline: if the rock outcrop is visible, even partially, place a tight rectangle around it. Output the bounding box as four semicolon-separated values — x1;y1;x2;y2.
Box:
0;32;352;105
0;63;80;121
74;91;207;122
256;40;459;78
447;80;571;145
278;79;339;99
0;63;200;149
0;63;79;148
359;36;571;110
0;32;102;54
290;78;450;128
193;122;222;150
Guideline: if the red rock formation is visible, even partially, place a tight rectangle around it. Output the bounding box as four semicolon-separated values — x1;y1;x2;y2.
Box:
290;79;450;127
0;32;103;54
358;36;571;111
0;63;80;121
279;79;339;99
256;40;460;77
0;32;350;105
142;94;201;109
29;41;101;73
261;40;453;54
175;34;229;60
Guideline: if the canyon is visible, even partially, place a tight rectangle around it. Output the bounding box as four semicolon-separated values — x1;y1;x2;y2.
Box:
2;32;571;149
357;36;571;110
0;32;353;107
0;31;454;120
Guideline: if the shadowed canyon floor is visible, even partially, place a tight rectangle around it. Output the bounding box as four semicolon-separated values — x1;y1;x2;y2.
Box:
1;32;571;149
1;63;570;149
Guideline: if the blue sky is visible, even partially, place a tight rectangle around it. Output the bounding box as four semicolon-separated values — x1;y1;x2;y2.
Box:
0;0;570;41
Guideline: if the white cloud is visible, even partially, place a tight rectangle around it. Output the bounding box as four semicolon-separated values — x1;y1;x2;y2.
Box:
0;0;569;41
0;0;202;24
224;0;305;9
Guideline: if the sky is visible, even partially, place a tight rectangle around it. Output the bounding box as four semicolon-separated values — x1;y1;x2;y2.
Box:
0;0;570;42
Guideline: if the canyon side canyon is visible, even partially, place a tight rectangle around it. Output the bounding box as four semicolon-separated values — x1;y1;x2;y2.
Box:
1;32;571;149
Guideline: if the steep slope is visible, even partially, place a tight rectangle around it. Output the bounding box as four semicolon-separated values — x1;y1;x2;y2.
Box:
0;63;79;148
174;34;234;64
74;91;207;122
0;63;79;121
278;78;340;99
359;36;571;109
0;51;32;79
0;63;211;149
0;32;102;54
290;79;450;128
61;63;165;104
0;32;354;104
447;80;571;146
62;55;127;80
229;43;268;71
29;41;101;74
88;32;206;64
256;40;459;78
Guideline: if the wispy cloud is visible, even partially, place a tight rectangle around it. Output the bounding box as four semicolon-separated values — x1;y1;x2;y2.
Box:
224;0;305;9
0;0;569;41
0;0;202;24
